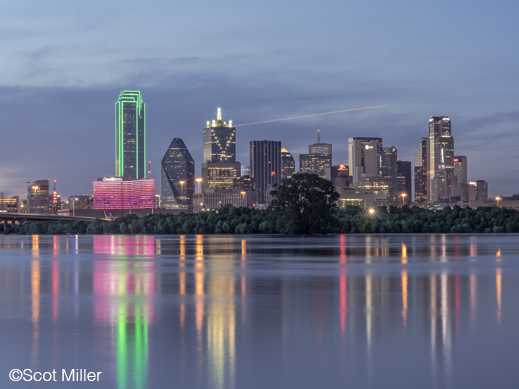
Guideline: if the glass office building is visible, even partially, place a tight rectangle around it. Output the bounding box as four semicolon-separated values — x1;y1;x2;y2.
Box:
161;138;195;210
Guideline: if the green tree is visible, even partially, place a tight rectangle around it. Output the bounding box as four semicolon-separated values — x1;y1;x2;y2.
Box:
269;173;340;234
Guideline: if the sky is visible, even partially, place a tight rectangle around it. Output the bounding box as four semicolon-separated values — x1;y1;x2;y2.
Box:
1;0;518;199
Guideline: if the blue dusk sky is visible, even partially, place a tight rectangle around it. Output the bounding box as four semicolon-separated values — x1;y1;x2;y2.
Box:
0;0;517;198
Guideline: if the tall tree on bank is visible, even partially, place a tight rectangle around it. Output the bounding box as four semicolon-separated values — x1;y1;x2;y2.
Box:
269;173;340;234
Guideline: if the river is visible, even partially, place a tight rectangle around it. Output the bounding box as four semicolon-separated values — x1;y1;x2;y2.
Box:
0;234;518;388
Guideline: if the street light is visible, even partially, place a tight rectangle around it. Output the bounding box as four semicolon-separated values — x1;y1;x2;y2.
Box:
496;196;502;207
195;178;202;212
71;197;77;217
179;181;185;206
369;208;375;215
401;193;407;206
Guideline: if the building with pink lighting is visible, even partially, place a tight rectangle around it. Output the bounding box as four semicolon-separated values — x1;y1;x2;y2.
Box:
93;177;155;209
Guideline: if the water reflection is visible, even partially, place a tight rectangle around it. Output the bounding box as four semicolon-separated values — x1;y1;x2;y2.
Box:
30;235;40;369
241;239;246;324
0;234;517;389
496;268;502;324
206;237;236;389
339;235;347;339
93;236;155;389
194;235;205;384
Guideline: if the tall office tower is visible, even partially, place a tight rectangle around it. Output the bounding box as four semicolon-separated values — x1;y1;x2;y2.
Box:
27;179;50;214
300;130;332;178
348;137;383;184
203;108;236;163
161;138;195;210
427;116;454;202
250;140;282;203
201;108;240;192
382;146;398;202
281;148;295;179
453;156;468;201
397;160;412;205
414;138;428;203
476;180;488;200
115;90;146;179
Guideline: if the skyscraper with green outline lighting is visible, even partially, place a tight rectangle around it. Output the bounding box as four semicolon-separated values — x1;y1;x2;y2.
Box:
115;91;146;179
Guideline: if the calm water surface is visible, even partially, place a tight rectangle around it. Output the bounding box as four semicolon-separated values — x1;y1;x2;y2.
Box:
1;234;518;388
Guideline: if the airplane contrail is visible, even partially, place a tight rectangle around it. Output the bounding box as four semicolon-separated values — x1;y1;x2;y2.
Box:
235;105;386;127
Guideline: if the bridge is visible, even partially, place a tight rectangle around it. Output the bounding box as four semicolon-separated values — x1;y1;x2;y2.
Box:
0;212;100;230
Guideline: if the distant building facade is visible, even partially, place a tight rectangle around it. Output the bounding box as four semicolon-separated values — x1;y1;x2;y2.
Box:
454;156;468;201
382;146;398;202
476;180;488;200
66;195;93;210
201;163;241;192
325;164;349;184
354;176;389;195
299;154;332;178
0;196;20;213
202;189;248;210
338;193;388;209
27;180;50;214
299;130;332;178
397;160;412;205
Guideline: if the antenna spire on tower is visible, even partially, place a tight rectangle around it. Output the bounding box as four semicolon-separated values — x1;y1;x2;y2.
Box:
217;107;222;121
317;129;321;143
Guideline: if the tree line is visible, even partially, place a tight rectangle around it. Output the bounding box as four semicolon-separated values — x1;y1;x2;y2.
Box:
4;174;519;235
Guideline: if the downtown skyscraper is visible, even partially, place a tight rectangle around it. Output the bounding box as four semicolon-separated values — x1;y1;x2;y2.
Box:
115;91;146;180
281;148;295;179
427;116;454;201
203;107;236;163
201;108;240;192
250;140;281;203
348;137;383;184
414;137;428;203
161;138;195;210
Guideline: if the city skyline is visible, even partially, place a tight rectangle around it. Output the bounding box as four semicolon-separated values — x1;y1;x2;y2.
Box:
0;0;517;198
0;99;508;200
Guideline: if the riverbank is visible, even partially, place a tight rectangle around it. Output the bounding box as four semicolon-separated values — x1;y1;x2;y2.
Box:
4;205;519;235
